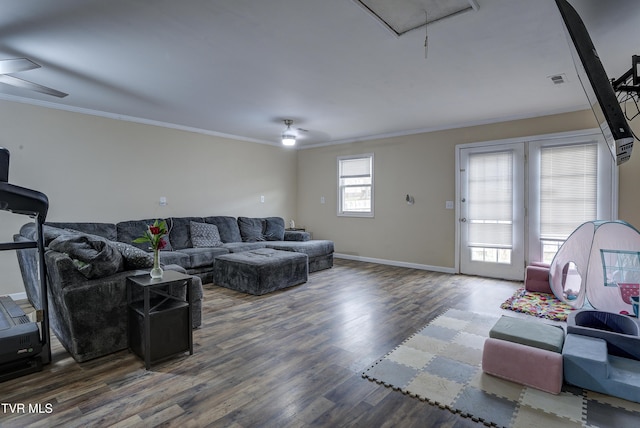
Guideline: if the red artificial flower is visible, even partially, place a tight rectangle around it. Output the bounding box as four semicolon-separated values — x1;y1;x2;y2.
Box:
133;219;169;251
157;238;167;250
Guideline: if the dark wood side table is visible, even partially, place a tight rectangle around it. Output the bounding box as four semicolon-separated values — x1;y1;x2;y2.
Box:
126;270;193;370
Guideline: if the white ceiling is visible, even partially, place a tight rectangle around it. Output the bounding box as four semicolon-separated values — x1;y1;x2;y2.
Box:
0;0;638;148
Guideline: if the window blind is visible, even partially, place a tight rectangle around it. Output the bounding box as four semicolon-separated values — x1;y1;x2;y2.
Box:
338;154;374;216
540;143;597;240
468;151;513;248
339;157;371;178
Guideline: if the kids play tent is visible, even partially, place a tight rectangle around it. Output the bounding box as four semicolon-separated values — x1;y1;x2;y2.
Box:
549;220;640;314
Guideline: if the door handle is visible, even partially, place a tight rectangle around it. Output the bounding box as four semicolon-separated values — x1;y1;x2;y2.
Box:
460;218;467;222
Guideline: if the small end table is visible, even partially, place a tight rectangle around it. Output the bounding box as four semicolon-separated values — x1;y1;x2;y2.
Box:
127;270;193;369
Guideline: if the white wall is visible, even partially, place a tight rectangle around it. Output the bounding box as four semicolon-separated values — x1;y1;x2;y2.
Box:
3;99;639;295
0;100;297;295
296;110;603;271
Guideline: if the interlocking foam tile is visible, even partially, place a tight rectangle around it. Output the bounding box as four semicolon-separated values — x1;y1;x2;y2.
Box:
425;355;477;384
417;324;459;341
470;370;525;402
585;399;640;427
403;333;448;354
431;315;470;331
439;342;482;366
387;344;434;369
512;404;582;428
362;309;640;428
405;371;464;406
364;358;417;388
452;331;486;350
455;385;519;427
520;387;584;422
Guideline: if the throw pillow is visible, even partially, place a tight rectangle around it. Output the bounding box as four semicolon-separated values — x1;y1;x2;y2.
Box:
190;221;223;248
263;217;285;241
237;217;265;242
112;241;154;269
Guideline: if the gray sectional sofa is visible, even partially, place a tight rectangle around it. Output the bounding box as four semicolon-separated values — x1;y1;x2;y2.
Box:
14;216;333;362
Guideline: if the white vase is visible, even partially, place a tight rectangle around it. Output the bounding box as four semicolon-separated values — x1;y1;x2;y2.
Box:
150;249;163;279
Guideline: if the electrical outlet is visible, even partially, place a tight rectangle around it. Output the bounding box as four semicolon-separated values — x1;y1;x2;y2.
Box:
321;196;325;204
445;200;454;209
260;195;265;203
159;196;167;206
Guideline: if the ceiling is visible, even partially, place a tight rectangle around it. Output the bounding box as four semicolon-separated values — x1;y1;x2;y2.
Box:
0;0;638;148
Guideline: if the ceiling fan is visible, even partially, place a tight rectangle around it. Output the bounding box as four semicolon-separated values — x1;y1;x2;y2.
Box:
0;58;67;98
281;119;310;146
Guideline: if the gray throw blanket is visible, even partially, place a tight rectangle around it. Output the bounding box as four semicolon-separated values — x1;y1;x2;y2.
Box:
49;234;123;279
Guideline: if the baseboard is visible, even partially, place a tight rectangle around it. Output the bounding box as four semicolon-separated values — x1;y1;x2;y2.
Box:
334;253;456;274
6;292;27;301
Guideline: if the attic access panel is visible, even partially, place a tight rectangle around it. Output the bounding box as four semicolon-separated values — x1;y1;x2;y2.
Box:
354;0;478;36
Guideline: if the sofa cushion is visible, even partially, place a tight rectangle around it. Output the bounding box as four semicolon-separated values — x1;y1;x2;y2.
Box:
47;222;118;241
167;217;205;249
157;250;190;268
117;219;173;251
190;221;223;248
266;240;334;258
284;230;311;242
204;216;242;243
263;217;285;241
49;233;124;279
179;247;228;268
238;217;265;242
222;242;268;253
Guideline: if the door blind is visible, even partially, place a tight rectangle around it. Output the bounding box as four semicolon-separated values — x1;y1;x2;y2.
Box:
468;150;513;248
540;143;597;240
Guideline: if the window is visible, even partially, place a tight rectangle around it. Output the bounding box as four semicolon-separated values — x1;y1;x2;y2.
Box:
528;135;615;264
338;154;374;217
601;250;640;287
540;143;597;239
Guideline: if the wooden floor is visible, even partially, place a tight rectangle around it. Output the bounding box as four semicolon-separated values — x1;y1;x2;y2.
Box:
0;259;522;428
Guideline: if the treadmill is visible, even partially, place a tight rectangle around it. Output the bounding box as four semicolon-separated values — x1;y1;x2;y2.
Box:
0;147;50;382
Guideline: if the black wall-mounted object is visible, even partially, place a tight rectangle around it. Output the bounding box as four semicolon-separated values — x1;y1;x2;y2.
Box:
612;55;640;94
555;0;635;165
0;146;9;182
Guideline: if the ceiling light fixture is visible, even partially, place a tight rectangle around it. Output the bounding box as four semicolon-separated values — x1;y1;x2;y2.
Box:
282;119;296;146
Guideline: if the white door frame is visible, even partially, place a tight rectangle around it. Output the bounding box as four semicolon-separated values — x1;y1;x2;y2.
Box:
457;143;525;280
454;129;615;280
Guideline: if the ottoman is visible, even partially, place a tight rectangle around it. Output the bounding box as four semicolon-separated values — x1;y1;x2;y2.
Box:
212;248;308;295
482;315;565;394
266;240;334;272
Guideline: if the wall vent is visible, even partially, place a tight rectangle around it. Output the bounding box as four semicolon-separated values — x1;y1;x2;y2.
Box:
548;74;568;85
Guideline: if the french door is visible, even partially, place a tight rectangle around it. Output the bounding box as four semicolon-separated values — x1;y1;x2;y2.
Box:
457;131;616;281
458;144;525;281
